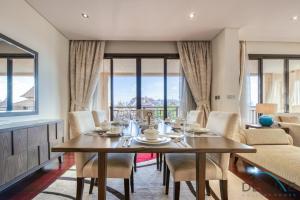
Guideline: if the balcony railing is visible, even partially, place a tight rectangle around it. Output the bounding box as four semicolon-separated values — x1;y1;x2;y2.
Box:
112;106;179;120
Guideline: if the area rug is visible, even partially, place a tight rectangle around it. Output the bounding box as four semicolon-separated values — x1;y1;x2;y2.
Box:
33;159;266;200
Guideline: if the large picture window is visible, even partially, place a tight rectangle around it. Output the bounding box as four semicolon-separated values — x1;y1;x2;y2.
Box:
104;54;180;121
249;54;300;113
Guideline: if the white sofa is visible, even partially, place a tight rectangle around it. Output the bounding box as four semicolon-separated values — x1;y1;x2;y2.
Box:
274;113;300;147
237;129;300;191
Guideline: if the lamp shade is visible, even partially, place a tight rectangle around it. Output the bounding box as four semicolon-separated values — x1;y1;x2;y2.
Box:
256;103;277;114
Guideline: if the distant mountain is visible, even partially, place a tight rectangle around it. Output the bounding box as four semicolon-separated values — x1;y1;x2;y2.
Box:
115;97;179;107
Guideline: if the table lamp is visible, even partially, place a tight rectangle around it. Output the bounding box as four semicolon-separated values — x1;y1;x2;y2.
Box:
256;103;277;127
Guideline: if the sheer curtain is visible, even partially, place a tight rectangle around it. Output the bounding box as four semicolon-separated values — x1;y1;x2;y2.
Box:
264;73;284;112
179;69;196;118
289;70;300;112
92;59;110;118
69;40;105;111
240;41;252;124
177;41;212;127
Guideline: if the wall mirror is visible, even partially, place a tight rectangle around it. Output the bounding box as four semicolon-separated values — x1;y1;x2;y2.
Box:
0;33;38;116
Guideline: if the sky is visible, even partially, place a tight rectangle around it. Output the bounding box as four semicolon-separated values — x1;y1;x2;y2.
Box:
113;75;180;106
0;76;34;103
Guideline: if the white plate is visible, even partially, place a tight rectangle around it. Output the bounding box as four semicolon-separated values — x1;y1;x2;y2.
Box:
95;127;109;132
186;127;210;133
134;135;171;145
164;132;184;139
105;131;122;137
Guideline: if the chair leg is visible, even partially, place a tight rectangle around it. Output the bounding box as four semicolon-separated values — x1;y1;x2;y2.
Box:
165;166;170;195
89;178;95;194
159;153;163;171
133;153;137;172
156;153;159;170
124;179;130;200
220;180;228;200
234;156;239;165
205;180;210;196
130;168;134;193
76;177;84;200
173;182;180;200
163;156;167;185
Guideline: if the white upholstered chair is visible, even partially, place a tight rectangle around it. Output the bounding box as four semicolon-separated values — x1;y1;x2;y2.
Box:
69;111;134;200
186;110;202;124
165;111;239;200
92;110;107;127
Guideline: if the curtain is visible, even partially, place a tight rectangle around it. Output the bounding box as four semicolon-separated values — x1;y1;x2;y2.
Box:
92;59;110;118
239;41;247;124
69;40;105;111
179;69;196;118
264;73;284;112
177;41;212;127
289;70;300;112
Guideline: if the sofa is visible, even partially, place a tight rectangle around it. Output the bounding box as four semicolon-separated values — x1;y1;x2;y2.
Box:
273;113;300;147
236;128;300;191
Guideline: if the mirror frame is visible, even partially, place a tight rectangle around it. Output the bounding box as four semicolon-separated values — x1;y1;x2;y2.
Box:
0;33;38;117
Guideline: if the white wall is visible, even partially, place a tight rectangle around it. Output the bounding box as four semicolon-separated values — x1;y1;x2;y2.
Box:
0;1;69;127
247;41;300;54
105;41;178;53
211;28;240;112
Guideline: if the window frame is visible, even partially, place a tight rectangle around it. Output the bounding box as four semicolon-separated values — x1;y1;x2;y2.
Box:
104;53;180;120
0;33;39;117
249;54;300;113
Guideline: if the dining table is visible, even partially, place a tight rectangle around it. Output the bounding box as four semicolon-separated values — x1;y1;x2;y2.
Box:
52;121;256;200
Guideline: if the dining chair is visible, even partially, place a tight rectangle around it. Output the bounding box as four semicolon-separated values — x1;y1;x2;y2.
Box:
92;110;107;126
186;110;202;124
165;111;239;200
69;111;134;200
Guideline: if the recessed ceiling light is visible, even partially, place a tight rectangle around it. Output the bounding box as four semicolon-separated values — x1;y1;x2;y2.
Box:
81;13;89;19
292;15;298;21
189;12;196;19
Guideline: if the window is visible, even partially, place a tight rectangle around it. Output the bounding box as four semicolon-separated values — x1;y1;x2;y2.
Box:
289;60;300;112
106;54;180;120
248;54;300;113
167;59;180;119
141;59;164;119
262;59;285;112
112;59;136;120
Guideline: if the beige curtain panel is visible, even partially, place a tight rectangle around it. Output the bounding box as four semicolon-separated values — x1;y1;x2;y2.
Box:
177;41;212;127
69;40;105;111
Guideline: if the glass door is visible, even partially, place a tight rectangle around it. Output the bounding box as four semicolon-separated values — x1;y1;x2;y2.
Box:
141;58;164;119
112;58;137;120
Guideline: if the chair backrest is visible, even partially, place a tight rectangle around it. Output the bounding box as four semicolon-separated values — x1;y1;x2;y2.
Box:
69;111;96;177
206;111;239;179
186;110;201;124
92;110;107;126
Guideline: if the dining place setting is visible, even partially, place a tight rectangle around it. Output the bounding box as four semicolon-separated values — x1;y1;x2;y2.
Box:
52;110;256;200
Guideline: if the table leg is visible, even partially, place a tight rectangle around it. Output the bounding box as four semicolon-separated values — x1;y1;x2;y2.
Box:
196;153;206;200
98;152;107;200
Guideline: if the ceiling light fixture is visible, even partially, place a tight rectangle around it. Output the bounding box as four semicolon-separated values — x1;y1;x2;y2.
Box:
292;15;298;21
81;13;89;19
189;12;196;19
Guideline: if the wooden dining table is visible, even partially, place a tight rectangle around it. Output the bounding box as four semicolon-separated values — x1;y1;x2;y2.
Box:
52;121;256;200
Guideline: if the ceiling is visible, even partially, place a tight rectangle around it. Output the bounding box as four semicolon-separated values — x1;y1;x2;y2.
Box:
26;0;300;41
